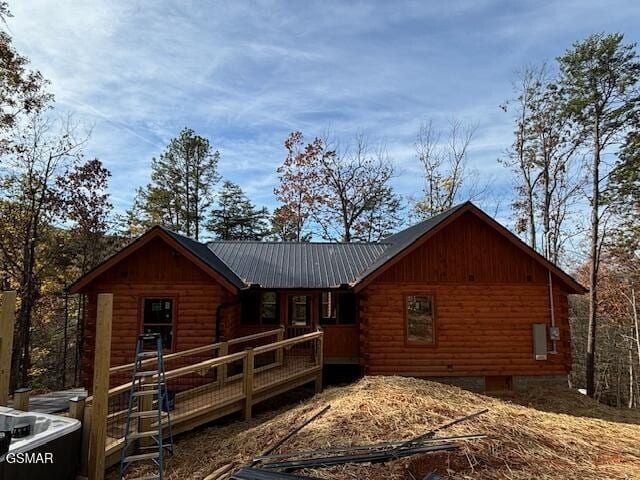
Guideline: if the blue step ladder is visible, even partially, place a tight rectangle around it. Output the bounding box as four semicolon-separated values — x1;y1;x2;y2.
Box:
119;333;174;480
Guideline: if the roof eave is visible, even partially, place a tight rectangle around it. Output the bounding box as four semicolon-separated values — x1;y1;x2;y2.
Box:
69;226;242;294
352;202;587;295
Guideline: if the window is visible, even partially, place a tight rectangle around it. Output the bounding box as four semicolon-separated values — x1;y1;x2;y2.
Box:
320;292;337;324
143;298;174;350
319;292;357;325
289;295;310;326
241;291;279;325
260;292;278;324
406;295;435;344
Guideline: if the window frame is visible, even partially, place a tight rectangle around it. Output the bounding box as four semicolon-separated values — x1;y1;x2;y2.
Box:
259;291;279;325
140;296;177;352
319;291;338;325
288;294;311;326
318;291;357;326
404;293;436;347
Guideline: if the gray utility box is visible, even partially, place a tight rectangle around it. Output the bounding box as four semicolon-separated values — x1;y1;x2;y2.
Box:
532;324;548;360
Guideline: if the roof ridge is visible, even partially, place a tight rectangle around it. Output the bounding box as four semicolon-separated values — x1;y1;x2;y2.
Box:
207;240;392;246
157;225;209;246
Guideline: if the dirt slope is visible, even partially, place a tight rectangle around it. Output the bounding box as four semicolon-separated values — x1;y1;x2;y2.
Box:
121;376;640;479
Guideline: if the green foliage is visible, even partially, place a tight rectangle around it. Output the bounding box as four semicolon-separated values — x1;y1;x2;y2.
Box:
131;127;220;240
208;180;269;240
0;2;51;149
558;33;640;155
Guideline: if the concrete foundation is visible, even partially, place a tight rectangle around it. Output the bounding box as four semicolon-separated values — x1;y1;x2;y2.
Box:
425;374;569;393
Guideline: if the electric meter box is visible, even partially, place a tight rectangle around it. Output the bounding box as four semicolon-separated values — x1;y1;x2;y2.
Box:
533;324;548;360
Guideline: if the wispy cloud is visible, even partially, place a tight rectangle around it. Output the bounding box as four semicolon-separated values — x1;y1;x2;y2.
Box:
8;0;640;218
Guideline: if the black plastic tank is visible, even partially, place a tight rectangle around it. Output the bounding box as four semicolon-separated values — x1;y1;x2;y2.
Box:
0;407;81;480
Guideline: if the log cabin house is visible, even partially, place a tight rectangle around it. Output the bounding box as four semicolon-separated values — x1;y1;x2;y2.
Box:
69;202;586;392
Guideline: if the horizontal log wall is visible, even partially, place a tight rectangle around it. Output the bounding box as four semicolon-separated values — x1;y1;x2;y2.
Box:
361;283;570;377
81;237;237;388
361;211;572;378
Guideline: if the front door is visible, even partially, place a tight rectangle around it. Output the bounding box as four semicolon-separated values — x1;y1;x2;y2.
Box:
286;294;313;337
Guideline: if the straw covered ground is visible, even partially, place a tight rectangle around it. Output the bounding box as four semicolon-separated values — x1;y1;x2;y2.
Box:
117;376;640;480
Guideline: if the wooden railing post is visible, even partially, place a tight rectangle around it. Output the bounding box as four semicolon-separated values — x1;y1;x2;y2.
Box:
218;341;228;386
69;395;86;476
14;387;31;411
80;403;92;477
242;348;254;420
0;291;16;406
88;293;113;480
276;326;284;366
315;328;323;393
69;395;86;421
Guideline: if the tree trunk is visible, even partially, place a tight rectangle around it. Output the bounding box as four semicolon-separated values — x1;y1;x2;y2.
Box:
632;288;640;406
61;291;69;389
629;344;634;408
15;289;35;388
586;120;600;398
527;186;536;250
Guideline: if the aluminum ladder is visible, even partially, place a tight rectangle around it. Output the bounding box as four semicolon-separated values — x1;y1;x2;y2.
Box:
119;333;174;480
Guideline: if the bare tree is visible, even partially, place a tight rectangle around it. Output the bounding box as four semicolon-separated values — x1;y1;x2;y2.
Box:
316;133;400;242
502;65;584;263
275;131;402;242
414;118;479;218
501;66;545;249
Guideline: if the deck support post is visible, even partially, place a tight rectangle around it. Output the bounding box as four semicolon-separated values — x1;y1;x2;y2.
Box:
242;348;254;420
69;395;86;421
315;328;323;394
80;403;93;477
0;291;16;406
276;326;284;366
88;293;113;480
69;395;87;476
218;341;228;386
14;387;31;411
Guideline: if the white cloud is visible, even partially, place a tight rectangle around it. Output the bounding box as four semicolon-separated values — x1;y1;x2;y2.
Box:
7;0;639;223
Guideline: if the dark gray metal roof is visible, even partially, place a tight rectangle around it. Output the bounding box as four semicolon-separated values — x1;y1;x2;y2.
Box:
207;241;388;288
159;204;468;289
161;227;246;289
73;202;586;293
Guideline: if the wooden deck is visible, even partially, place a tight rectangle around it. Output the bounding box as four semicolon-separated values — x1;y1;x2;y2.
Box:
93;328;324;469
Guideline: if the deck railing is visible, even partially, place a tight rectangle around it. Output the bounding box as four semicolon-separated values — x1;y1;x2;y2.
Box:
77;312;323;477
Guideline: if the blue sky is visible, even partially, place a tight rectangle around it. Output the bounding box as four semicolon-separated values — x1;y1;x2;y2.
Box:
8;0;640;221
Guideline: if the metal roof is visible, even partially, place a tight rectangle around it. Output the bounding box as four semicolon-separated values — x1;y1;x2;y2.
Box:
163;204;468;289
71;202;586;293
207;241;388;288
161;228;246;289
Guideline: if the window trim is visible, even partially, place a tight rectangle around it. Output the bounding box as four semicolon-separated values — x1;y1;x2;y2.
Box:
259;291;279;325
288;294;311;327
319;291;338;325
404;293;436;347
139;295;177;352
318;291;358;326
